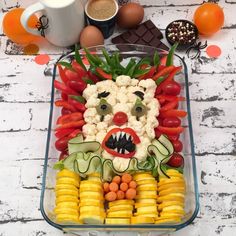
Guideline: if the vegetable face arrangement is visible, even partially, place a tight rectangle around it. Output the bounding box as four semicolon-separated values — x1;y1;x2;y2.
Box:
53;44;187;225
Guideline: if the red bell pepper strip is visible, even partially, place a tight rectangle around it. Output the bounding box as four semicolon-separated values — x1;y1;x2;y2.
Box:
101;128;140;159
67;97;86;112
61;107;72;115
54;80;79;96
55;120;85;130
71;60;87;78
160;109;187;118
152;66;175;81
156;95;185;102
56;112;83;125
55;100;77;112
155;66;182;94
160;99;178;112
68;129;81;138
157;126;184;135
66;79;87;93
59;151;68;161
157;64;166;72
87;70;100;83
57;64;69;84
96;67;112;80
138;66;156;80
61;92;68;101
55;128;75;139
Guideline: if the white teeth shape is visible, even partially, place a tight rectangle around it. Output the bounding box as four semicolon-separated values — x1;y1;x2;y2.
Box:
125;150;129;154
114;148;118;152
112;134;116;139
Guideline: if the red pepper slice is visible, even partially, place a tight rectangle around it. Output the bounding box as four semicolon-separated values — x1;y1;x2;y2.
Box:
96;67;112;80
138;66;156;80
102;128;140;159
55;120;85;130
160;109;187;118
66;79;87;93
56;112;83;125
68;129;81;138
57;64;69;84
152;66;175;81
167;134;180;141
160;99;178;112
156;95;185;102
54;80;79;96
71;60;87;78
55;128;75;139
87;70;100;83
67;97;86;112
157;126;184;135
61;92;68;101
55;100;77;112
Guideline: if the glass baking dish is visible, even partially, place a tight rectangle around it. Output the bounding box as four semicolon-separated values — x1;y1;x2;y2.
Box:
40;44;199;235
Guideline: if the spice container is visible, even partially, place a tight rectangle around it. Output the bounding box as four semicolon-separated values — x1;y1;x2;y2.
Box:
165;20;198;50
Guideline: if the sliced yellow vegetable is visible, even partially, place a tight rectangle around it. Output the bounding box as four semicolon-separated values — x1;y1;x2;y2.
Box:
159;187;185;196
80;206;104;214
105;218;130;225
107;211;133;218
134;212;158;218
135;203;156;208
157;193;185;203
136;179;157;186
79;215;104;224
80;185;103;193
131;216;155;224
55;189;79;197
80;191;104;200
109;200;134;207
158;182;185;192
56;201;78;208
56;213;80;223
108;205;133;212
137;185;158;191
54;207;78;215
155;218;181;224
56;169;80;181
157;201;184;211
56;177;80;187
136;199;156;204
56;195;79;205
55;184;78;191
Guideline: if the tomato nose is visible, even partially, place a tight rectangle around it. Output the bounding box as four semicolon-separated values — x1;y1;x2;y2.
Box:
113;112;128;126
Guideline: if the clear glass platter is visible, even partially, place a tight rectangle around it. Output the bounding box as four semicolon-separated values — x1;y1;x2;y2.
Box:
40;44;199;235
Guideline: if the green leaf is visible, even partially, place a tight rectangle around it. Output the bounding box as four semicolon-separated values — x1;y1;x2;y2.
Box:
53;161;64;170
69;95;86;104
74;44;86;71
133;68;150;78
166;43;178;66
155;76;165;85
58;61;72;69
153;51;160;67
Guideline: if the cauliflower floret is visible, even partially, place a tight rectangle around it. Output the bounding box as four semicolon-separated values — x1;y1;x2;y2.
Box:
116;75;132;87
145;124;156;139
113;103;130;114
83;85;97;100
82;124;97;136
96;80;118;92
135;136;151;161
83;108;97;118
116;91;128;103
104;114;113;124
112;157;130;172
139;79;156;89
130;79;139;86
84;135;96;142
97;122;108;131
106;95;117;106
128;119;145;136
96;131;106;143
102;150;114;160
85;97;99;108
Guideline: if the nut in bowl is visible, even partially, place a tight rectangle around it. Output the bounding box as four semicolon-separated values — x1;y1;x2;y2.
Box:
40;44;199;233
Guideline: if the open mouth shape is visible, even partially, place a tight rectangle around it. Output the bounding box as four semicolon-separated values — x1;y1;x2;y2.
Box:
102;128;141;158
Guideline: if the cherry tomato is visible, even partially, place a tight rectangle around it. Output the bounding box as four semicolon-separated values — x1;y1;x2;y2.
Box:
167;153;184;168
194;3;224;36
154;128;162;139
163;117;181;127
59;151;68;161
61;107;72;115
67;79;87;93
65;69;81;81
162;81;181;96
61;92;68;101
172;140;183;152
55;136;71;151
167;134;180;141
113;112;128;126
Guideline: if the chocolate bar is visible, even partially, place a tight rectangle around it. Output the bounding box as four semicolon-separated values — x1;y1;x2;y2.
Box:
112;20;169;51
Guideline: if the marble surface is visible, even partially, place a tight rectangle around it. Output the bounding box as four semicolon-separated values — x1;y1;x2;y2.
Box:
0;0;236;236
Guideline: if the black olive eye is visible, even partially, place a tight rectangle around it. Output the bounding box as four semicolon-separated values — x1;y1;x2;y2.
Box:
131;99;147;119
96;99;112;116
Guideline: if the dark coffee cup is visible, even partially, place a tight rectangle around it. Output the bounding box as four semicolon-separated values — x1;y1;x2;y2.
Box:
85;0;118;39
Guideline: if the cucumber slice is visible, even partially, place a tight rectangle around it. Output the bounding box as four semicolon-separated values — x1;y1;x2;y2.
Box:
63;153;77;172
68;141;101;155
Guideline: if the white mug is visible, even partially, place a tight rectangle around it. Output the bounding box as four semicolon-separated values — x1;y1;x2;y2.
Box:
21;0;85;47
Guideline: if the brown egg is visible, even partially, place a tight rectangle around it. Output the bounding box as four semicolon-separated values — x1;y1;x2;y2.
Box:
79;26;104;47
117;3;144;29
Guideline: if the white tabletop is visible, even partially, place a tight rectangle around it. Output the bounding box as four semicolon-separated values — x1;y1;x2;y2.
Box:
0;0;236;236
